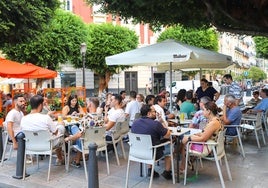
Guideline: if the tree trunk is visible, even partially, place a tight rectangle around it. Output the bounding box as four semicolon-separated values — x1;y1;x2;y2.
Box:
98;72;111;97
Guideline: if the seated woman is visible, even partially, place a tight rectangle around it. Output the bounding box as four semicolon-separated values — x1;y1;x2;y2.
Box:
62;95;85;168
62;94;85;118
180;101;223;172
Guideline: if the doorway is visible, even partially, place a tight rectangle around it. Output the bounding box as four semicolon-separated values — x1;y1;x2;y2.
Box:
125;72;138;94
153;73;165;94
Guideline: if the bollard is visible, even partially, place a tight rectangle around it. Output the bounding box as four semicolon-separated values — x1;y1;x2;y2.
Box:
0;127;3;160
88;142;99;188
12;132;29;179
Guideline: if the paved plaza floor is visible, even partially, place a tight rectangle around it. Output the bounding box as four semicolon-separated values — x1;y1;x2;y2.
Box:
0;133;268;188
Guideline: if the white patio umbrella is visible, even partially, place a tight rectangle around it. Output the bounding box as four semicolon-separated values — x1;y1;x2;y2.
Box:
0;78;29;85
106;39;233;110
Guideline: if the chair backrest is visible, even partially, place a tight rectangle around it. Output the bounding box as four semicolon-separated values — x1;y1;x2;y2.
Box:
215;130;226;158
83;127;106;149
134;113;141;120
255;112;263;129
120;120;130;135
24;130;51;152
112;122;122;140
128;132;153;160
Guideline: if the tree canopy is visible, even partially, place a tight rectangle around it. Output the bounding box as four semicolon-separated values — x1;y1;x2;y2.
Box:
254;36;268;59
234;66;267;82
158;25;218;51
87;0;268;37
72;23;138;93
2;9;88;70
0;0;59;46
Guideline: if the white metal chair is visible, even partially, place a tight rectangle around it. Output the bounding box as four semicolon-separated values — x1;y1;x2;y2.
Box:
184;130;232;188
125;132;175;188
1;128;13;166
23;130;66;182
67;126;109;180
106;122;126;166
240;112;266;148
224;124;245;158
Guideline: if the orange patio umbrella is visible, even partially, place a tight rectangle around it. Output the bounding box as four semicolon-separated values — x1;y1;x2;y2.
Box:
0;58;37;78
23;63;57;79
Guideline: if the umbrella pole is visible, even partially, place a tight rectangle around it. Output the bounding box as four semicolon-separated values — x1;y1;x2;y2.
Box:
169;62;173;112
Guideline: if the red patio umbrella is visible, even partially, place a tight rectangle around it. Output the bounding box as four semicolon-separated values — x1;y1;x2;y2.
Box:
0;58;37;78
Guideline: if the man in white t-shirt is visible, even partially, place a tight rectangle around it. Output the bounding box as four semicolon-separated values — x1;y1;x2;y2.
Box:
125;91;141;127
5;94;26;150
104;94;125;151
20;95;65;165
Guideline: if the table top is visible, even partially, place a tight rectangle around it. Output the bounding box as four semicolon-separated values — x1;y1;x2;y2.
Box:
168;119;192;124
168;127;202;136
63;120;81;126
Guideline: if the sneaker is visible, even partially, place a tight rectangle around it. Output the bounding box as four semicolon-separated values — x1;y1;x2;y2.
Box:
161;170;172;180
55;158;65;166
148;168;159;178
71;161;81;168
122;135;129;142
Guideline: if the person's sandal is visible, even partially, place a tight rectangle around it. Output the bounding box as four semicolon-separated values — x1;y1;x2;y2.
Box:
71;160;81;168
55;158;65;166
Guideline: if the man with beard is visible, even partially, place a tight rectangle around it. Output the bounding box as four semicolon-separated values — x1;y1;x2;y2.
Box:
4;94;26;150
131;104;172;180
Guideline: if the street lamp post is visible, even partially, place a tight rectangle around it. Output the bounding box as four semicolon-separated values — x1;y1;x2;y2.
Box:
80;42;87;88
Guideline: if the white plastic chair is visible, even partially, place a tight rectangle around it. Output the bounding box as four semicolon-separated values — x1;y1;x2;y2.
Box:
240;112;266;148
23;130;66;182
1;128;13;166
224;124;245;158
106;122;126;166
125;132;175;188
67;126;110;180
184;130;232;188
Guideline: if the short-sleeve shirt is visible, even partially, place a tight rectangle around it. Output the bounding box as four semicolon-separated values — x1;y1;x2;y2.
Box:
21;113;57;134
125;100;141;127
191;110;207;129
131;117;168;146
106;107;125;136
253;98;268;112
195;86;218;101
225;106;242;136
5;109;24;137
229;82;242;100
180;101;196;118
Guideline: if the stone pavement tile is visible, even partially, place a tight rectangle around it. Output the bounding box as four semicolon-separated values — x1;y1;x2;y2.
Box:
1;135;268;188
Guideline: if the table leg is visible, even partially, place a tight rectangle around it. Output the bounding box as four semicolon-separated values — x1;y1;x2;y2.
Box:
176;136;181;183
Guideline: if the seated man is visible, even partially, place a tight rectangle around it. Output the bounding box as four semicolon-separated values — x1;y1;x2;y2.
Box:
248;88;268;114
21;95;65;165
131;104;172;180
154;95;175;126
104;94;126;149
189;96;211;129
180;90;196;118
221;94;242;136
247;90;261;107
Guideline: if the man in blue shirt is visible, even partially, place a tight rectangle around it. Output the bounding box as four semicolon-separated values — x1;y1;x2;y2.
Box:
131;104;172;180
250;88;268;113
221;94;242;136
